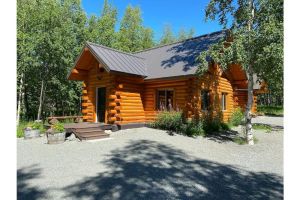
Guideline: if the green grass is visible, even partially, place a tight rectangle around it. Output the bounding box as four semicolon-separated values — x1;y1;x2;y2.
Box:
257;105;283;116
252;124;272;133
233;136;259;145
17;121;27;138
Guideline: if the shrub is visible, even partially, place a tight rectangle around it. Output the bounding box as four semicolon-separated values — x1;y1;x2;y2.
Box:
229;107;244;126
202;117;230;135
26;121;43;130
182;120;204;137
151;111;184;132
52;122;65;133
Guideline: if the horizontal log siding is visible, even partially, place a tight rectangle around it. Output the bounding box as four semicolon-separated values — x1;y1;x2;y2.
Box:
82;64;116;123
80;65;255;124
143;78;190;122
233;90;257;113
218;77;234;122
113;76;146;124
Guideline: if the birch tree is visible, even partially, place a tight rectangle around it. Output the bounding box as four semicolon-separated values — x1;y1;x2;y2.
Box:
197;0;283;145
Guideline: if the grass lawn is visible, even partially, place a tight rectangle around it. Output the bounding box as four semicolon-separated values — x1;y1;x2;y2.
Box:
257;105;283;116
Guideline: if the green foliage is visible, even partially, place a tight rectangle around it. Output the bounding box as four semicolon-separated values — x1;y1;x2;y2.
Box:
151;111;184;133
200;0;282;144
182;120;204;137
87;0;117;47
17;0;155;121
17;121;27;138
257;105;283;116
252;124;272;133
17;0;87;120
17;121;46;138
52;122;65;133
159;24;176;45
141;28;155;49
115;5;154;52
26;121;43;130
177;28;195;41
151;111;205;137
229;108;244;127
199;0;283;95
202;117;229;134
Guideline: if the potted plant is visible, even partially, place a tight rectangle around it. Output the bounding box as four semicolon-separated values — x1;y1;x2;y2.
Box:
46;122;66;144
24;121;42;139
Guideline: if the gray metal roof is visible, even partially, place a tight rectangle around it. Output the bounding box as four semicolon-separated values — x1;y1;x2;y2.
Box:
86;42;147;77
135;30;227;79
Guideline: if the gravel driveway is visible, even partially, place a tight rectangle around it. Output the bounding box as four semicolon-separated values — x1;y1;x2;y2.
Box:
17;116;283;200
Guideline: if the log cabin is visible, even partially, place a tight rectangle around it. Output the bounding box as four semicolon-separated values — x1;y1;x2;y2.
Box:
68;30;264;125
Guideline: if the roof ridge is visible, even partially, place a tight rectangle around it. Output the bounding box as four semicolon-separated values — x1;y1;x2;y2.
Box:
86;42;146;60
134;30;227;54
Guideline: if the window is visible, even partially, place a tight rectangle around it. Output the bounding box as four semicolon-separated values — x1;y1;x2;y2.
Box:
201;90;210;111
222;93;227;111
157;90;174;111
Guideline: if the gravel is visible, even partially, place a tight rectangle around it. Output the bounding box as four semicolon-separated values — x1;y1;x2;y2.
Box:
17;116;283;200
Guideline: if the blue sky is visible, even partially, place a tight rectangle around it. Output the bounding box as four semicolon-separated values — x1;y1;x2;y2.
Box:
81;0;224;42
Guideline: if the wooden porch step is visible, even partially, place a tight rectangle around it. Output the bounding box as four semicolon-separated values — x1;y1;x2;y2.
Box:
64;122;111;141
79;132;110;141
76;128;104;133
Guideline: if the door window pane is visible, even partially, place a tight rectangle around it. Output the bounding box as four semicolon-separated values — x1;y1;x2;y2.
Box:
201;90;210;111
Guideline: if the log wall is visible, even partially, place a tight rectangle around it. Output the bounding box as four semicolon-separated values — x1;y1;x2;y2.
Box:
80;64;257;124
111;75;146;124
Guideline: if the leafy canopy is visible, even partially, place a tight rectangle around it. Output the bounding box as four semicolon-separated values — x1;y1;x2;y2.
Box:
197;0;283;93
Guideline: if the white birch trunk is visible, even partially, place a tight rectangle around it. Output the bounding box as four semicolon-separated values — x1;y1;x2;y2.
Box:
245;0;255;145
245;71;254;145
16;73;24;126
37;80;44;120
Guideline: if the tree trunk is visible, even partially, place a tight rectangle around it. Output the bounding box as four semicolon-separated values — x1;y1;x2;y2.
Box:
245;70;254;145
16;73;24;126
245;0;255;145
37;80;44;120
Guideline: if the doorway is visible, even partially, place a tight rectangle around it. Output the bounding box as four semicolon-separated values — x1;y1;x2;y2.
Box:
96;87;106;123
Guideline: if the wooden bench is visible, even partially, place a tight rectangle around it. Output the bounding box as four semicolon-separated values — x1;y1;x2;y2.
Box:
47;116;83;124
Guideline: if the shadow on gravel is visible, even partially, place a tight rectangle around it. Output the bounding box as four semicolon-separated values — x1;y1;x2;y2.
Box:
205;130;240;143
17;164;46;200
64;140;283;200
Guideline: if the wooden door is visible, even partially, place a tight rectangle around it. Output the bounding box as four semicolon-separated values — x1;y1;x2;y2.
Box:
96;87;106;122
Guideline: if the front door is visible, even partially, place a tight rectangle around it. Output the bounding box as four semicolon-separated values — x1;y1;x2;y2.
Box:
96;87;106;122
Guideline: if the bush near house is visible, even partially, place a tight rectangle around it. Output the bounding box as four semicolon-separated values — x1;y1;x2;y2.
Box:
229;107;244;127
202;117;230;134
182;120;204;137
151;111;231;137
150;111;184;133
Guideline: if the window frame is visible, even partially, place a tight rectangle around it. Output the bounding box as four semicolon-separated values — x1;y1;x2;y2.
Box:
156;89;174;111
221;92;227;111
